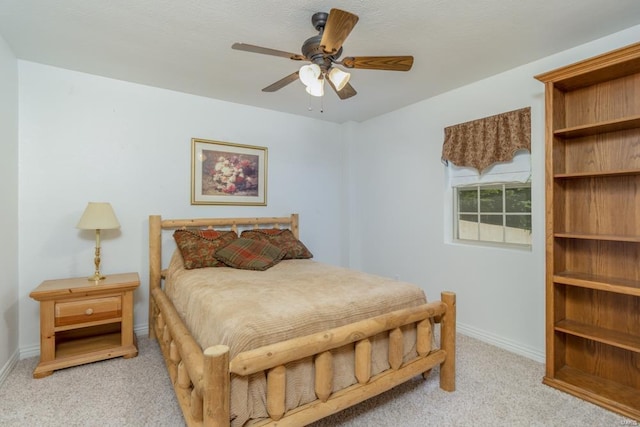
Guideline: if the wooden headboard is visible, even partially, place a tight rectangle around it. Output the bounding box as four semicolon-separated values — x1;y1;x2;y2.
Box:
148;213;299;286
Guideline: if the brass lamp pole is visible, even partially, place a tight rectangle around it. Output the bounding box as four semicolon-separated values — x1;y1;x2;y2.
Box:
90;228;105;281
77;202;120;281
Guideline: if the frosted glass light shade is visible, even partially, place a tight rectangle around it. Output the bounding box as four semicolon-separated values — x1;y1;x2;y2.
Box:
299;64;321;87
76;202;120;230
328;67;350;91
305;77;325;97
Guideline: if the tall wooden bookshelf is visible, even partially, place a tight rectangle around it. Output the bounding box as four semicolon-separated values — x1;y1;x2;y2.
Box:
535;43;640;421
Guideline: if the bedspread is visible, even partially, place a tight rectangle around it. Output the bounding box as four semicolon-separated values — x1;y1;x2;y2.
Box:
165;252;429;426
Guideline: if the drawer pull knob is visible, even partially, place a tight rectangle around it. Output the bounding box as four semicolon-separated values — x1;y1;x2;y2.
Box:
85;308;94;316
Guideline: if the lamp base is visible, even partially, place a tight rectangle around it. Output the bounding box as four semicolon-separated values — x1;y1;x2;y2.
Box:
89;234;105;282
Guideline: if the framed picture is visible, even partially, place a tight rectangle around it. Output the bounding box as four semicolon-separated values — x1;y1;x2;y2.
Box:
191;138;267;205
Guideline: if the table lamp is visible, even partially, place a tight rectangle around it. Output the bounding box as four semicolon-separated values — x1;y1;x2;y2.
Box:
76;202;120;281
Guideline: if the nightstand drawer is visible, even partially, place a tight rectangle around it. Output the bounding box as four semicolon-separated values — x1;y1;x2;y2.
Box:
55;296;122;327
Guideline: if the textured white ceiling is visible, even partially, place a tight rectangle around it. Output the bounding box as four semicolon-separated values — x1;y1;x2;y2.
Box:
1;1;640;123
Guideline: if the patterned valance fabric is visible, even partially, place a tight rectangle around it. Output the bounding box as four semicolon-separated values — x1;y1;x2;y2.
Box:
441;107;531;173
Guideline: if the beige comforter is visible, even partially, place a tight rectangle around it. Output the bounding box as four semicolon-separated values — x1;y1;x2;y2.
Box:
165;252;429;426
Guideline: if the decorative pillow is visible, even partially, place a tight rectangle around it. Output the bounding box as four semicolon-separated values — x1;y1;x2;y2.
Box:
240;229;313;259
194;229;222;239
173;229;238;269
214;238;286;271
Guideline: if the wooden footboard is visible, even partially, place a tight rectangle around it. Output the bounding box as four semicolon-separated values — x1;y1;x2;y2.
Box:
148;214;456;426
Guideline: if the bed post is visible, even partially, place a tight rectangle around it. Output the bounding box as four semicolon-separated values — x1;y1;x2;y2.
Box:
290;213;300;239
440;291;456;391
149;215;162;339
203;345;231;427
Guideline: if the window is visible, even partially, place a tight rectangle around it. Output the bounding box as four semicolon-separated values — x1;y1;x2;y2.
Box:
455;183;531;246
442;108;532;248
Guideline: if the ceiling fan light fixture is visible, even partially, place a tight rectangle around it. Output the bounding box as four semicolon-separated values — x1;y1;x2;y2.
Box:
328;67;350;91
299;64;321;87
305;77;325;97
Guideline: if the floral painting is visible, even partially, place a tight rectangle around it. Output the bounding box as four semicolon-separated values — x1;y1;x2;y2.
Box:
191;139;267;205
202;150;259;196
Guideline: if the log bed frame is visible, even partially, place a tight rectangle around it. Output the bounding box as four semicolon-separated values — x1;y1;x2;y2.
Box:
149;214;456;426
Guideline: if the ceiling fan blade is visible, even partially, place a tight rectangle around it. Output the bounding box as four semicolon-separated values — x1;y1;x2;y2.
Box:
232;42;306;61
320;9;359;55
327;78;357;100
342;56;414;71
262;72;300;92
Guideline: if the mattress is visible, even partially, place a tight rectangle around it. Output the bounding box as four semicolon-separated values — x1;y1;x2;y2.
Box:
165;251;429;425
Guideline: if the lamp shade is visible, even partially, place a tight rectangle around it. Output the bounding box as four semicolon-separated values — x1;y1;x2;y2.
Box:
328;67;351;91
299;64;321;87
305;77;325;97
76;202;120;230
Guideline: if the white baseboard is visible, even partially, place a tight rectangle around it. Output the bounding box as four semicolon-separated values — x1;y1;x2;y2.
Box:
20;343;40;359
0;349;20;387
457;321;545;363
134;324;149;337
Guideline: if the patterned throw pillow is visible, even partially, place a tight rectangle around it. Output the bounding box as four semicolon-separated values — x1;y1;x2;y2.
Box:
214;238;286;271
240;229;313;259
173;229;238;269
193;229;222;239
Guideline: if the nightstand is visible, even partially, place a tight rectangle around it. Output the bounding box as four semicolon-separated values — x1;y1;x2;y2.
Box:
29;272;140;378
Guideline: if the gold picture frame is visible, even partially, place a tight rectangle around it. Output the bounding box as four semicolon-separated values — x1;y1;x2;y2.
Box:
191;138;267;205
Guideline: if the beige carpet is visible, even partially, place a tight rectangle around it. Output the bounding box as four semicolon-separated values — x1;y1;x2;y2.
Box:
0;333;632;426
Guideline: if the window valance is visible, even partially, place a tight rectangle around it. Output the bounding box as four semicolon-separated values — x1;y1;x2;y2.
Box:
441;107;531;173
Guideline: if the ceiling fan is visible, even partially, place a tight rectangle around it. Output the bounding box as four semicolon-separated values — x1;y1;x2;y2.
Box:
232;8;414;100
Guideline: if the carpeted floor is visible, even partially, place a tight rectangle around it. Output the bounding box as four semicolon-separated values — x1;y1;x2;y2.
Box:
0;333;633;426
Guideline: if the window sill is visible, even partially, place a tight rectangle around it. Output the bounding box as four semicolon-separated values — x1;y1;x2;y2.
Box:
449;239;532;252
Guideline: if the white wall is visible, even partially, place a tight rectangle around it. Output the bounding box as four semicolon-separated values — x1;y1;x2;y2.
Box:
348;25;640;361
0;34;19;379
17;63;344;353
